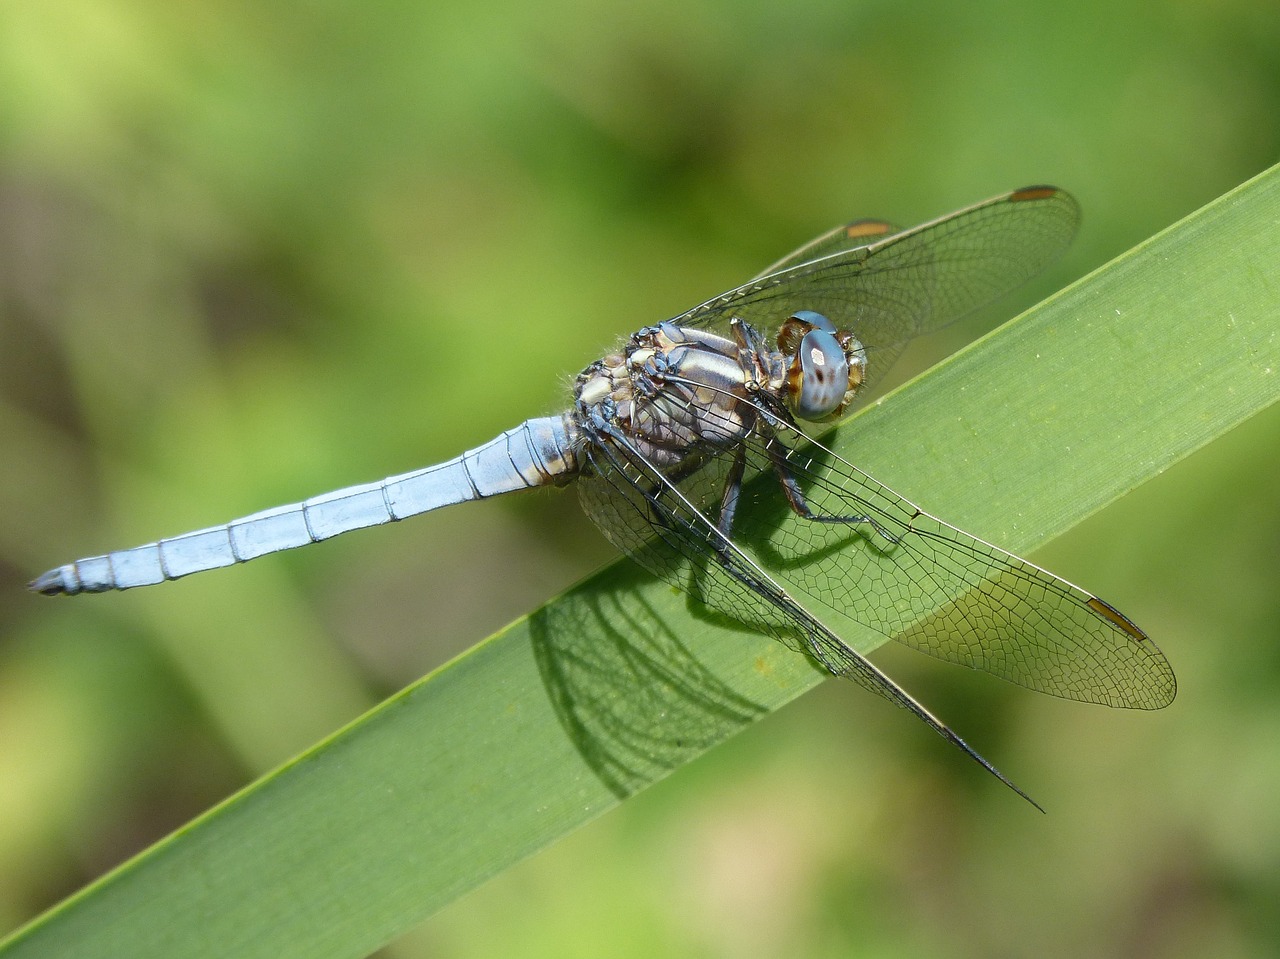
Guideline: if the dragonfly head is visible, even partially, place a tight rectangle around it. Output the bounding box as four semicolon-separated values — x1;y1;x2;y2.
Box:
779;310;867;421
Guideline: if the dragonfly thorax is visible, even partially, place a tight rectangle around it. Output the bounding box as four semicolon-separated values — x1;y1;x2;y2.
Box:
572;321;771;470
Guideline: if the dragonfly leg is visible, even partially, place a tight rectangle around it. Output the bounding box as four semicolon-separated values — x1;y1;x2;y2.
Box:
697;445;783;598
766;440;900;545
715;445;748;540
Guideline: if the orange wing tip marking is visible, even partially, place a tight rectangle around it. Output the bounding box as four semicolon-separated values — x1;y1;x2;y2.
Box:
844;219;895;240
1009;185;1060;202
1087;597;1148;642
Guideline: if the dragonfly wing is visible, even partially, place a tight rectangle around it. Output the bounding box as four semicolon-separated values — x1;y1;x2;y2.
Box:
750;218;902;279
728;421;1176;709
575;428;1042;805
681;187;1079;370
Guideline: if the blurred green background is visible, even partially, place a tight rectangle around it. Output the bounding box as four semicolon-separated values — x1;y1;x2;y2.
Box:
1;0;1279;956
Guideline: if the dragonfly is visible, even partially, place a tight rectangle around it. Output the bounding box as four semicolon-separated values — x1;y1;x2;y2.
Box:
31;186;1176;807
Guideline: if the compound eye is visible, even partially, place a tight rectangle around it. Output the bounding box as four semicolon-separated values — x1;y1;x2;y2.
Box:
788;328;849;420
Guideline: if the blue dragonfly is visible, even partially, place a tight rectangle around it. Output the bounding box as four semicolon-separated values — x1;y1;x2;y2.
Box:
32;186;1176;806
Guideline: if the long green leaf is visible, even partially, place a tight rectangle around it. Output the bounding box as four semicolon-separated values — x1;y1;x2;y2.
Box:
3;164;1278;959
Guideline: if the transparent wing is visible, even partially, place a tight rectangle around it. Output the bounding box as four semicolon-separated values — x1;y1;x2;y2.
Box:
750;218;901;279
680;187;1080;365
727;419;1176;709
575;426;1043;804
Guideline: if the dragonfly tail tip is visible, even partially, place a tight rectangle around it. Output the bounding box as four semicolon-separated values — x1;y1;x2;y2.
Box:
29;568;69;596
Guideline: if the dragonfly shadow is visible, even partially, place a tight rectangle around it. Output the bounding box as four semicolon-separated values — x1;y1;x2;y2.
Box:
528;563;768;799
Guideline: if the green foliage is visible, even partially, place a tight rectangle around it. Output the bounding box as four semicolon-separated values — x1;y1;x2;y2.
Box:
3;2;1280;957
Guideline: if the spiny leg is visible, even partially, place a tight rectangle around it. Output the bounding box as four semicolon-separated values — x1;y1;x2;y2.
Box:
766;437;901;545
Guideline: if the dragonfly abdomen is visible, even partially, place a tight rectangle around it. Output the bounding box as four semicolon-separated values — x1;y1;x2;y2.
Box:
30;415;579;595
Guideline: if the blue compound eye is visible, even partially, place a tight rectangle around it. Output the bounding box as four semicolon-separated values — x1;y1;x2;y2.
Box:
789;327;849;420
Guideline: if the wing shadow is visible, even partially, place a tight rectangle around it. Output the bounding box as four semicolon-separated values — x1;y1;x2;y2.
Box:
529;562;768;799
